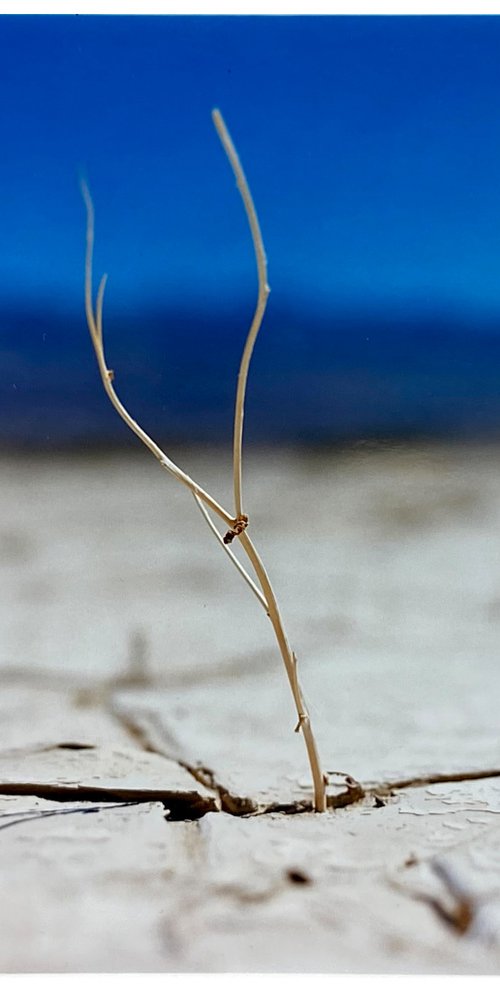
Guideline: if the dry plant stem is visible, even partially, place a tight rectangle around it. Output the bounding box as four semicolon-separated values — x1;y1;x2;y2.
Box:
239;531;326;813
213;111;326;812
82;113;327;813
82;179;233;529
212;109;270;520
192;493;268;610
195;492;325;812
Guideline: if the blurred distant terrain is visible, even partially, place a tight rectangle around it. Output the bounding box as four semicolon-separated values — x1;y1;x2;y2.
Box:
2;300;500;448
2;15;500;451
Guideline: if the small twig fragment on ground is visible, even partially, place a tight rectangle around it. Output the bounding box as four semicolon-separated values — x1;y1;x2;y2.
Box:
430;858;474;935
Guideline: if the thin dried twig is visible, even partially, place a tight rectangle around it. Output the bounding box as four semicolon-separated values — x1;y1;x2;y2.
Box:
212;109;270;521
81;179;233;529
82;112;327;812
238;530;326;811
212;111;326;811
192;493;268;611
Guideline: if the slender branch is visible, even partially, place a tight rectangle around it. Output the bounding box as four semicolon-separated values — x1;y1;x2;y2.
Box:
213;111;326;812
95;272;108;346
82;116;327;813
239;531;326;812
212;110;270;521
192;493;269;611
81;178;234;528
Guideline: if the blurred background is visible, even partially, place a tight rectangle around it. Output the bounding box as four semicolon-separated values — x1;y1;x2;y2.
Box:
2;14;500;447
1;15;500;706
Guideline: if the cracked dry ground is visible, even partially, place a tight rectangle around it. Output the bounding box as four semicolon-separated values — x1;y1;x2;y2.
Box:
1;444;500;972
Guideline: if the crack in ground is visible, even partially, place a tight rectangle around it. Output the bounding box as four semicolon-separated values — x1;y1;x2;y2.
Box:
370;767;500;796
0;800;141;832
6;658;500;820
0;650;274;700
1;766;499;822
0;780;217;821
110;703;500;817
108;703;256;816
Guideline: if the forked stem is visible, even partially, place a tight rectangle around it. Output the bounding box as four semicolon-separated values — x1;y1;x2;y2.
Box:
82;179;233;528
192;493;268;611
82;112;327;812
213;111;326;811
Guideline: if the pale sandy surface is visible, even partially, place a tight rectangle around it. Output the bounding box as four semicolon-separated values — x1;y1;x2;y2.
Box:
1;443;500;972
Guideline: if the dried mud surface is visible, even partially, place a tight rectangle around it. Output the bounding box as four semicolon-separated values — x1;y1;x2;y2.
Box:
1;443;500;972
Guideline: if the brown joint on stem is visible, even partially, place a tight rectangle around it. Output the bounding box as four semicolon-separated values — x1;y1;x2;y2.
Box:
294;713;308;733
106;369;115;382
223;513;249;545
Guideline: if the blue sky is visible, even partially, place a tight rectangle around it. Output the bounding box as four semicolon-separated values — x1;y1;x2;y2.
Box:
2;14;500;313
2;15;500;444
